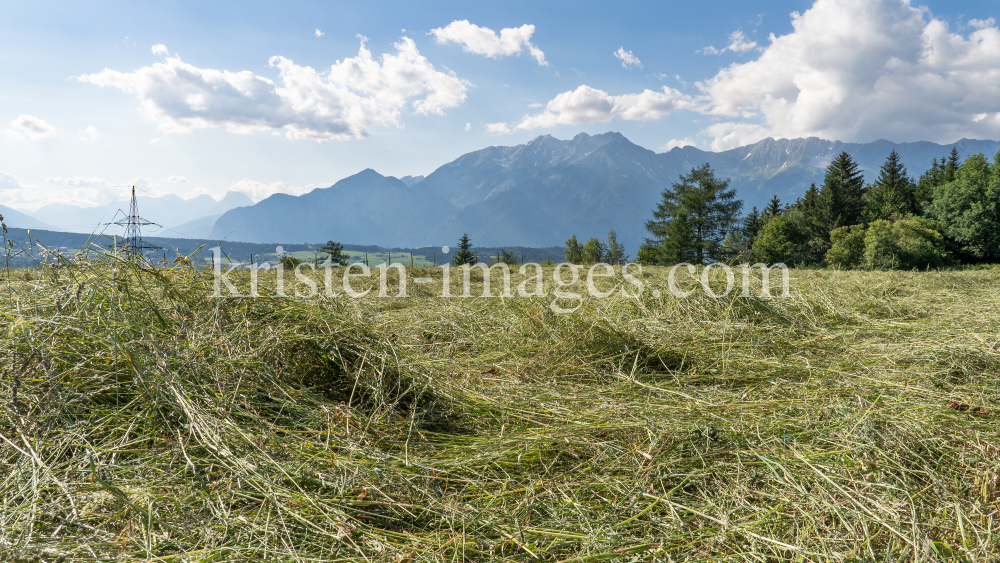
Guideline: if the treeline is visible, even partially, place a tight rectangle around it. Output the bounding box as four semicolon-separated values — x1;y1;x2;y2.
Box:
632;148;1000;269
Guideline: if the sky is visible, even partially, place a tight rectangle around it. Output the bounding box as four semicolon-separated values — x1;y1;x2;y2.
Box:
2;0;1000;211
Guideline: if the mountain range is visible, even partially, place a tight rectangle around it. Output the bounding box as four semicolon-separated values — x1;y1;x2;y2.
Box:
11;133;1000;251
210;133;1000;250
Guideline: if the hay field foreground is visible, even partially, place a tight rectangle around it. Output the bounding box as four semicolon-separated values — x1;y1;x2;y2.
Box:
1;260;998;562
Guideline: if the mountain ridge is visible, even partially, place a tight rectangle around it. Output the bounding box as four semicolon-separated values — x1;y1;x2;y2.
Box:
209;132;1000;250
19;133;999;252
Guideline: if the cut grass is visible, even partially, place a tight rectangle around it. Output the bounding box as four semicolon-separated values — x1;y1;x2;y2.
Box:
0;255;998;561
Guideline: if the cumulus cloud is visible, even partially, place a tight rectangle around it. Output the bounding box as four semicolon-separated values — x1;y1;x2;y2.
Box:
314;29;324;38
47;177;110;187
79;36;469;142
6;115;57;140
464;122;471;131
430;20;547;66
485;122;512;135
659;138;697;151
695;0;1000;149
702;30;758;55
613;47;642;69
513;85;692;130
227;178;308;201
0;171;22;191
80;125;100;140
167;175;190;183
151;44;169;56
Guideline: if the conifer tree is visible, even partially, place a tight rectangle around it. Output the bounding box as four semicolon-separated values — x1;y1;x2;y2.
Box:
605;230;627;265
864;150;918;221
451;233;476;266
564;234;583;263
659;209;698;263
944;147;961;183
765;195;782;217
581;237;606;264
742;207;762;241
642;163;742;264
818;152;866;233
319;240;350;266
916;157;946;207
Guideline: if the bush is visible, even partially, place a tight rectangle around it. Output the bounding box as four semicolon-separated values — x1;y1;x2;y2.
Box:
752;215;806;265
863;216;950;269
279;254;303;269
825;224;867;268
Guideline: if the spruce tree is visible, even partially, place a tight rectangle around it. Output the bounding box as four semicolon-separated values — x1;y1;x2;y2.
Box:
818;152;866;233
765;195;782;217
319;240;349;266
605;230;627;265
581;237;606;264
451;233;476;266
643;163;742;264
916;157;945;207
945;147;960;183
564;234;583;263
742;207;762;241
864;150;917;221
659;209;698;263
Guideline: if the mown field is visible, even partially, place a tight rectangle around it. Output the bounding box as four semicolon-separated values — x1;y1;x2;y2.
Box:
1;258;998;562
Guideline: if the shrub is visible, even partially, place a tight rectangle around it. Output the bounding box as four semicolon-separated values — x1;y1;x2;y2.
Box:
825;224;867;268
863;216;950;269
752;214;812;265
279;254;303;269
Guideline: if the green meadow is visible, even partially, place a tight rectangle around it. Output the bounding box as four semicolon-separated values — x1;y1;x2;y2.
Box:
1;258;998;561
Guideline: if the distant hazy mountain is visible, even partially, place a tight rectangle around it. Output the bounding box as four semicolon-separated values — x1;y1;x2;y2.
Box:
399;175;425;188
0;204;50;230
114;134;1000;250
210;170;451;246
33;190;253;236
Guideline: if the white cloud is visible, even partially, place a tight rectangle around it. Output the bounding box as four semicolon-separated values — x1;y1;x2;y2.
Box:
151;44;169;56
514;85;692;130
702;30;758;55
613;47;642;69
464;122;471;131
430;20;547;66
701;123;772;151
167;175;190;183
227;178;307;201
81;125;100;140
150;138;161;143
0;176;164;210
695;0;1000;147
47;177;110;187
485;122;513;135
79;36;469;142
969;18;996;30
659;137;697;151
314;29;325;38
6;115;57;140
726;31;758;53
0;171;22;191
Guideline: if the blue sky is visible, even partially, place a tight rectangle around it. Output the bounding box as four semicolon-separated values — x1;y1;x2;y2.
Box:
2;0;1000;210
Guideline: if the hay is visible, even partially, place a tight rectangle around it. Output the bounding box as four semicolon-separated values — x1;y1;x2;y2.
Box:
1;255;998;561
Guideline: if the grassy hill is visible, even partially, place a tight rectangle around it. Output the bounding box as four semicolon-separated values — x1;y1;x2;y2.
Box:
1;258;997;560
